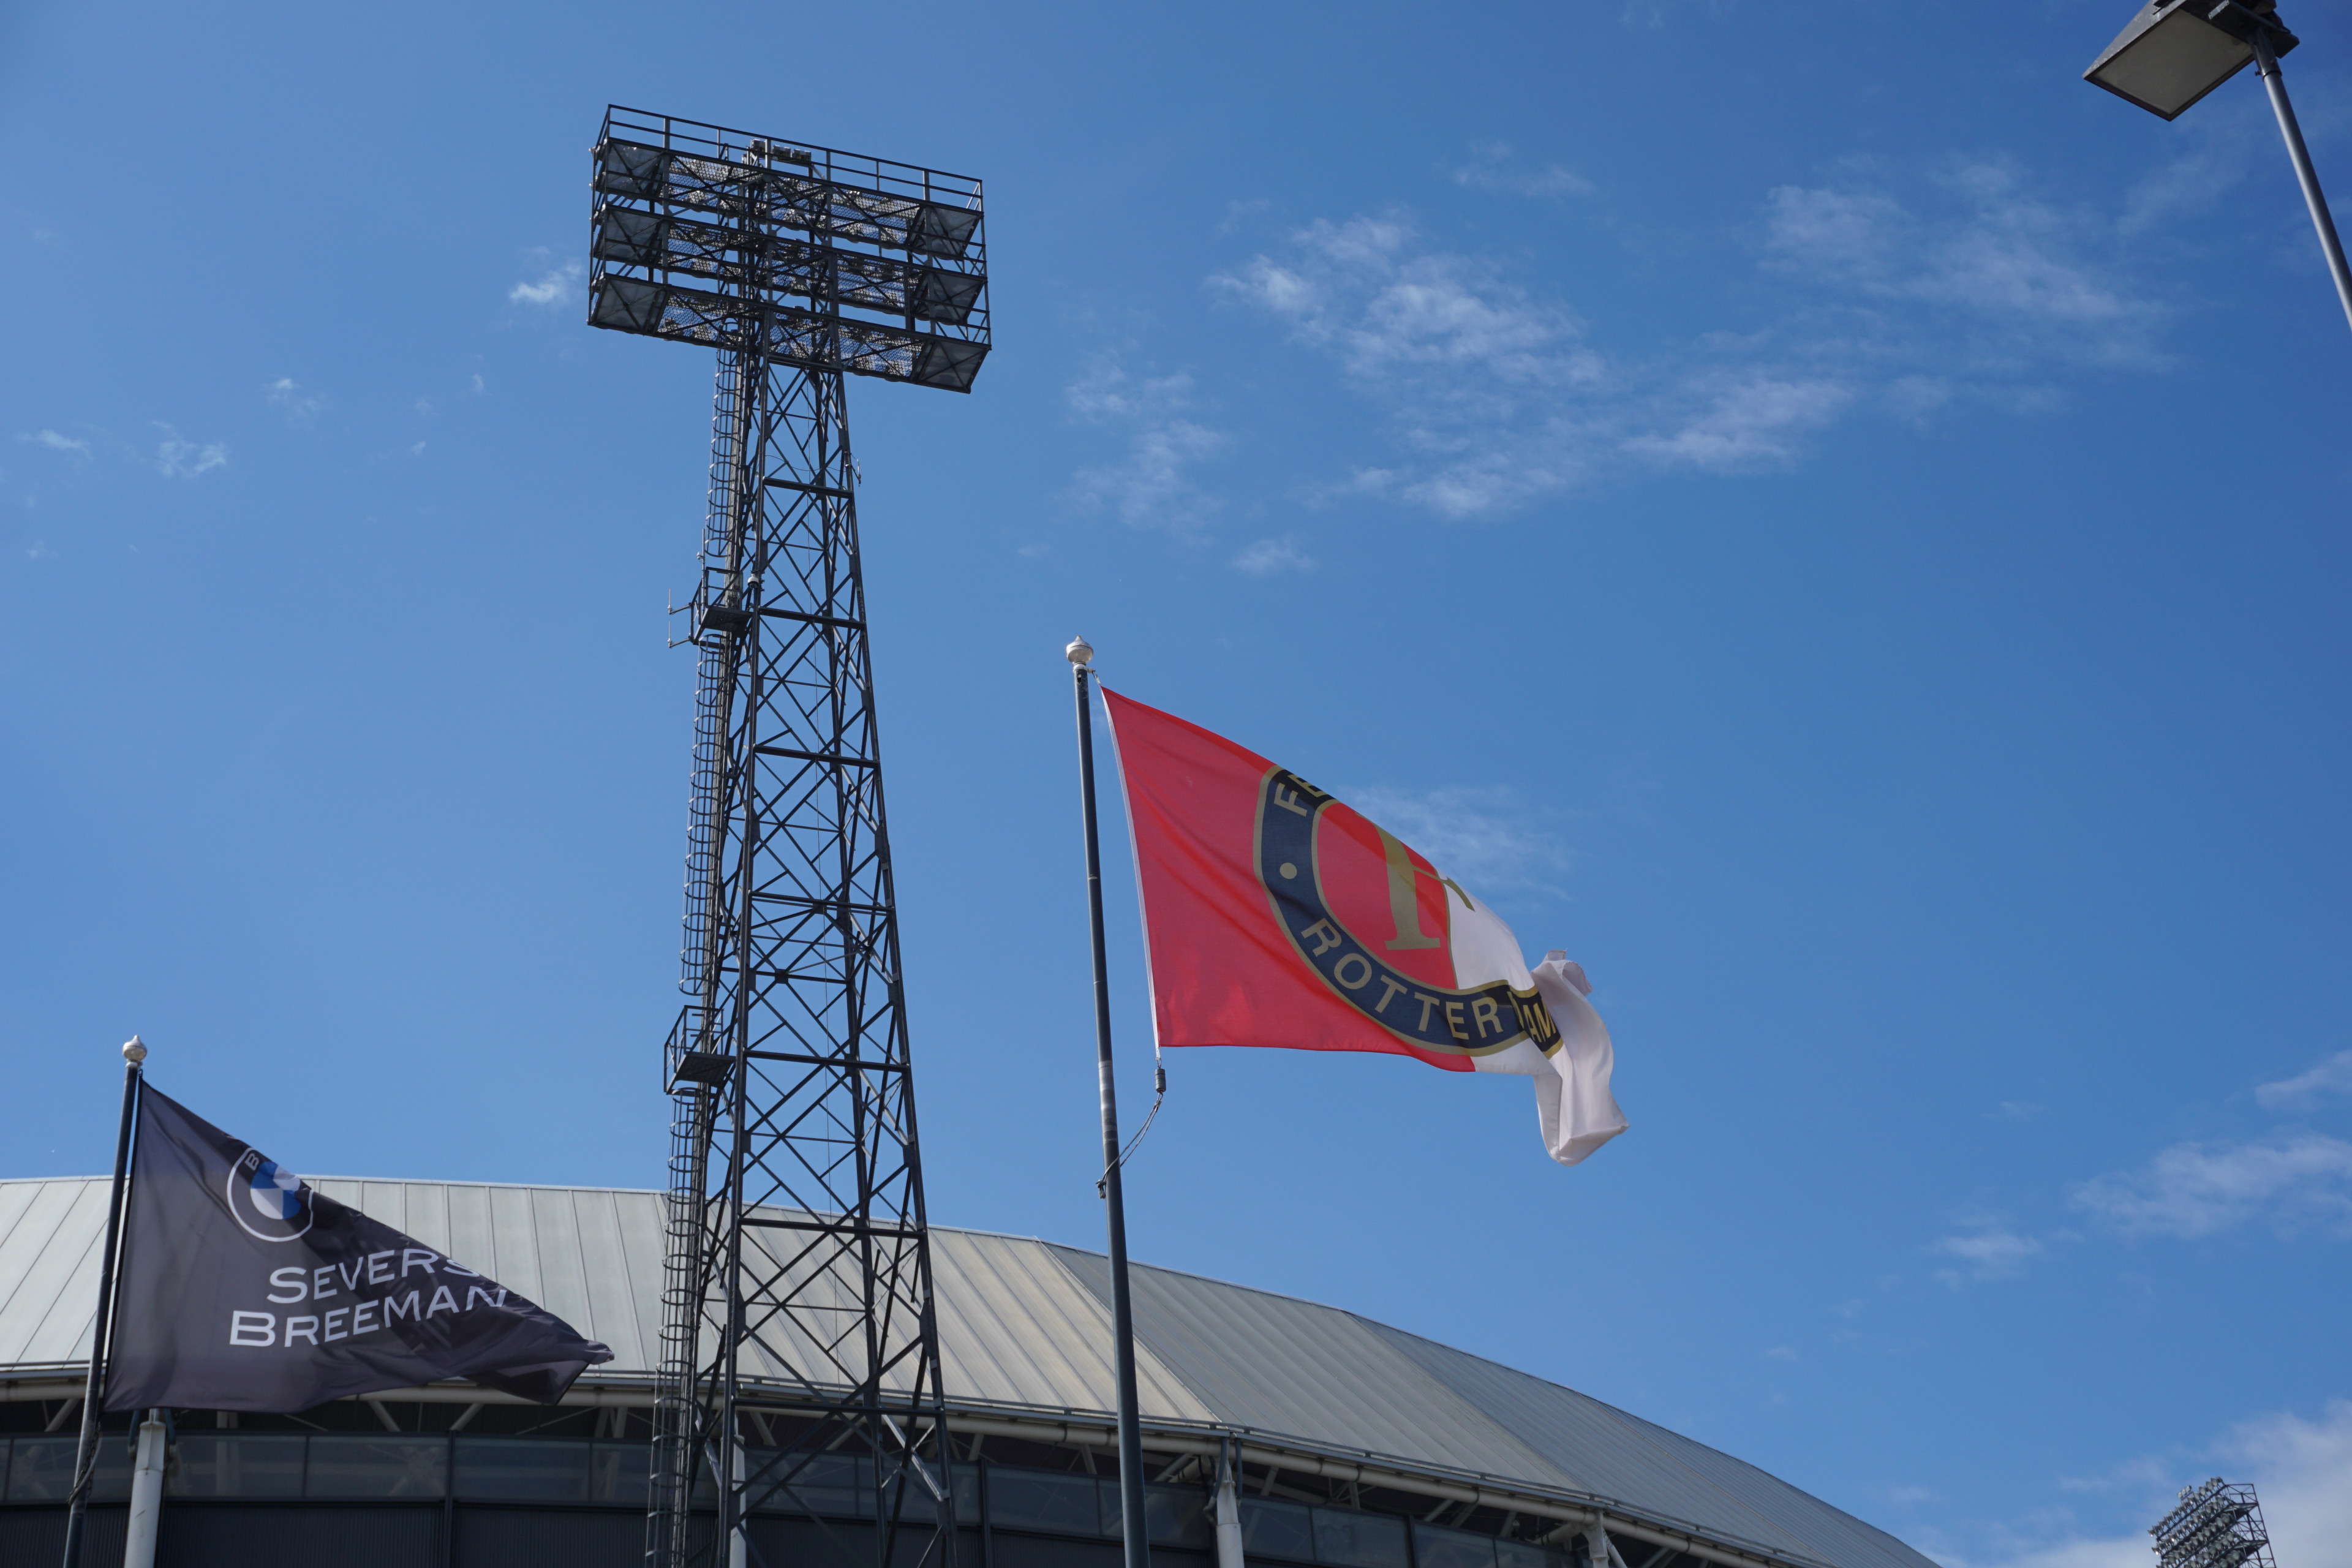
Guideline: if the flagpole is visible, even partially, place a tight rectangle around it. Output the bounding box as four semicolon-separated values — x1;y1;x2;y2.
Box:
62;1035;145;1568
1067;636;1150;1568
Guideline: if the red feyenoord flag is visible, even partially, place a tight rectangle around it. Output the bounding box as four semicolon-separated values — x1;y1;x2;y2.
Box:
1102;688;1627;1166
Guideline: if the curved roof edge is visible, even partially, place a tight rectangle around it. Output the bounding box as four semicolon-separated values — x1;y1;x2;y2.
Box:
0;1176;1938;1568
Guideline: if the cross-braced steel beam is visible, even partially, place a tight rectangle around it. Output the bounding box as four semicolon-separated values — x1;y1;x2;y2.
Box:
585;104;987;1568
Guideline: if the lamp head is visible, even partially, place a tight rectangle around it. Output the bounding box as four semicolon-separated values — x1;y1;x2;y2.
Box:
2084;0;2297;121
1065;635;1095;668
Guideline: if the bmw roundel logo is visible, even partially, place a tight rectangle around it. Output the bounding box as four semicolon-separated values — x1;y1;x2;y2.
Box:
225;1148;314;1242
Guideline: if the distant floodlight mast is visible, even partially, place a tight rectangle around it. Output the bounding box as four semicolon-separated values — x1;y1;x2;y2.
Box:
2086;0;2352;334
585;105;989;1568
2150;1479;2277;1568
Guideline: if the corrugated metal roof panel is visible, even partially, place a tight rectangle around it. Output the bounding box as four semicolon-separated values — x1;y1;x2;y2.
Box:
1047;1243;1575;1487
0;1180;108;1368
930;1230;1211;1423
1361;1320;1875;1566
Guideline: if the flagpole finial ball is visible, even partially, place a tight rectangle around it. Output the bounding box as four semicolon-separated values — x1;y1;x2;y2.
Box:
121;1035;147;1064
1065;636;1095;668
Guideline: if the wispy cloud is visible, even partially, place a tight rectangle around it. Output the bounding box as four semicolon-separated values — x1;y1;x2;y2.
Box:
1212;159;2162;519
20;429;89;456
154;424;227;478
1761;160;2159;363
1210;214;1610;518
1341;784;1569;895
1232;536;1314;576
1618;374;1852;470
2227;1399;2352;1568
1994;1101;2048;1123
265;377;326;425
1932;1221;2045;1284
1449;141;1595;200
510;260;582;307
2073;1131;2352;1238
1066;365;1226;535
2256;1050;2352;1109
1215;215;1594;388
1950;1403;2352;1568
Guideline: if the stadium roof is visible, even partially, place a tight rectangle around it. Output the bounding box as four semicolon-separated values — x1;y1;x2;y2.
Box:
0;1177;1936;1568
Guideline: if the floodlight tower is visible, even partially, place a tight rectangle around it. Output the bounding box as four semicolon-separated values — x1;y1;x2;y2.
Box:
585;105;989;1568
2150;1479;2278;1568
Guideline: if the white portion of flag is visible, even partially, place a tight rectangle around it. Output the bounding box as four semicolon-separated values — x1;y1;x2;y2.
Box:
1438;881;1629;1167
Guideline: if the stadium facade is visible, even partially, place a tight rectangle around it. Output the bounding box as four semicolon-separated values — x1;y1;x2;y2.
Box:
0;1176;1939;1568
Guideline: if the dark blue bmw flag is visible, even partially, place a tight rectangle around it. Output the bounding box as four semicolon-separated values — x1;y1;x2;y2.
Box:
102;1087;612;1412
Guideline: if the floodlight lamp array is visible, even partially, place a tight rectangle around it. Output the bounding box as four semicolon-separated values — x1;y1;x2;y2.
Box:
585;107;989;392
2149;1479;2273;1568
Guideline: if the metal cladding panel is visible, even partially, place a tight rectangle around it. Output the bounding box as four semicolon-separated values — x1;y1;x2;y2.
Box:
300;1181;662;1370
1360;1322;1934;1568
528;1187;594;1335
445;1182;497;1281
930;1230;1211;1423
0;1178;111;1367
575;1188;664;1373
1044;1245;1570;1488
487;1185;545;1302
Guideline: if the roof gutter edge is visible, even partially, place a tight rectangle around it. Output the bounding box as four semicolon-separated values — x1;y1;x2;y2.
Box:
942;1411;1841;1568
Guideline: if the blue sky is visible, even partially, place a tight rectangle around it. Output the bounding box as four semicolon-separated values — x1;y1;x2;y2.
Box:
6;1;2351;1564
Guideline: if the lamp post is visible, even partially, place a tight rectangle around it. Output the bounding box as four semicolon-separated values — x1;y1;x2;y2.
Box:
2086;0;2352;334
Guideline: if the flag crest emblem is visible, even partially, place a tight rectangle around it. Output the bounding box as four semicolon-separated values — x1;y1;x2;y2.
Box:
1255;767;1562;1060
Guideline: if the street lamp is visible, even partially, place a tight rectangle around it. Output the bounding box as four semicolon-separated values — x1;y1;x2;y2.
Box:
2086;0;2352;334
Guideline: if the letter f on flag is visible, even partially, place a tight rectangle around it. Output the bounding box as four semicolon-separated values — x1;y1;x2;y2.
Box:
1099;687;1627;1166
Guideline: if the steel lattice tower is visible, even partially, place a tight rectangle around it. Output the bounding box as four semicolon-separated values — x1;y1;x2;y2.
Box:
584;105;989;1568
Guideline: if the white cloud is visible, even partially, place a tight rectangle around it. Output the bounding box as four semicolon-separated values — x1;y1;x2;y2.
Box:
1341;785;1568;895
1619;374;1852;471
510;260;582;307
1215;216;1593;388
22;429;89;455
265;377;325;424
1996;1101;2048;1122
2073;1131;2352;1238
1066;365;1226;535
1950;1403;2352;1568
2225;1399;2352;1568
1763;1345;1798;1363
1762;161;2158;362
2120;126;2253;235
1208;156;2174;521
154;424;227;478
1232;537;1313;576
1449;142;1595;200
1952;1536;2149;1568
2256;1050;2352;1109
1932;1224;2045;1284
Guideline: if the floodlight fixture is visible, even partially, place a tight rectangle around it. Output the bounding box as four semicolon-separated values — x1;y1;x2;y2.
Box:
2151;1479;2275;1568
2084;1;2352;334
589;106;989;390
